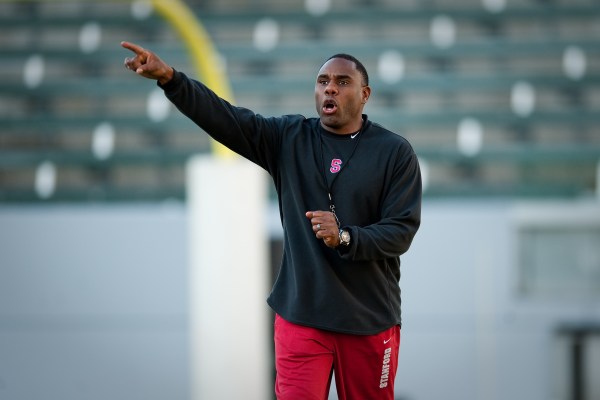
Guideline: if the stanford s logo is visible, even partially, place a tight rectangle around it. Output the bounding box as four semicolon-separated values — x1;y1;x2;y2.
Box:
330;158;342;173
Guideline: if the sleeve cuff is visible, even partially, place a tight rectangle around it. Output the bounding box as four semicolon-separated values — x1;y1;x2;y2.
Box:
157;69;182;92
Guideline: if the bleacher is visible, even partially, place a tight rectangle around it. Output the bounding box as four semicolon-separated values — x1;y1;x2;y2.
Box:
1;0;599;201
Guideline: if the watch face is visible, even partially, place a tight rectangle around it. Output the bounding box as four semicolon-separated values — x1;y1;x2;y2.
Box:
341;230;351;244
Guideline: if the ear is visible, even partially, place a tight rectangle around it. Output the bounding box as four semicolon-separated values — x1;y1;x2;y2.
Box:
361;85;371;104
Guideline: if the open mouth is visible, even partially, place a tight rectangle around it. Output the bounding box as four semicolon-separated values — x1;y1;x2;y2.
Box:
322;99;338;115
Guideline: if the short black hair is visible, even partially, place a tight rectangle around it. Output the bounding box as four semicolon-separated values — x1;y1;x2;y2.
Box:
324;53;369;86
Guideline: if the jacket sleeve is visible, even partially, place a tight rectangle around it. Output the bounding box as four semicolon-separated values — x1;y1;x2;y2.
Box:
339;145;422;261
159;70;282;173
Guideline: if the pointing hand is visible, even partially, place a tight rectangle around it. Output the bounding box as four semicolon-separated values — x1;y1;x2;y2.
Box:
121;41;174;85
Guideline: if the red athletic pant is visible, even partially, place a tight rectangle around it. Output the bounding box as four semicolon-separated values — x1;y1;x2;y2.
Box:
274;314;400;400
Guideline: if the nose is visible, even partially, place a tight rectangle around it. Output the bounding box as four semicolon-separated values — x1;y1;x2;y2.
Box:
324;81;338;95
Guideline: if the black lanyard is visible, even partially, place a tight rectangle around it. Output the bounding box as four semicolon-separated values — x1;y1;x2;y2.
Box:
318;124;364;227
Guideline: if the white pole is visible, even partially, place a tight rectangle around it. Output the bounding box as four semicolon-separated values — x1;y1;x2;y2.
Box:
187;154;270;400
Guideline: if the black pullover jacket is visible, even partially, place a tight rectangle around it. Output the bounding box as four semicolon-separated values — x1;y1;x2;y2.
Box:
161;71;422;334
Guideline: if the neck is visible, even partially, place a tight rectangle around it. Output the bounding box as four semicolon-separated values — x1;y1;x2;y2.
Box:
320;117;364;136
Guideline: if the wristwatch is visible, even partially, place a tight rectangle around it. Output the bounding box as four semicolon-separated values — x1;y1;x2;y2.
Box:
339;229;351;246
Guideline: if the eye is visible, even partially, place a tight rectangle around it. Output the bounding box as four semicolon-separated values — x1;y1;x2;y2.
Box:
339;80;349;85
318;79;328;85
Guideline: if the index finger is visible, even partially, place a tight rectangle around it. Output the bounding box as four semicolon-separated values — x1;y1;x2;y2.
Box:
121;41;145;55
306;211;326;219
307;210;328;218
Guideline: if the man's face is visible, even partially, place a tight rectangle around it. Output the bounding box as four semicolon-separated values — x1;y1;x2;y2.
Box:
315;58;371;134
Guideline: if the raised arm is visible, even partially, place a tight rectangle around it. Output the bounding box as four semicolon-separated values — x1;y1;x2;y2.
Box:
121;41;174;85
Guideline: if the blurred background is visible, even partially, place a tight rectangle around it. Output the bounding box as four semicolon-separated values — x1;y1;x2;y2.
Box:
1;0;599;399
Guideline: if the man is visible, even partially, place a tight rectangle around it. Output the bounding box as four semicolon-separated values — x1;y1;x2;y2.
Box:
122;41;421;400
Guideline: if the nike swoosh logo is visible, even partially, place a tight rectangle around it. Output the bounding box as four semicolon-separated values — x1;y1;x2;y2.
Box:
383;338;392;344
351;132;359;139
